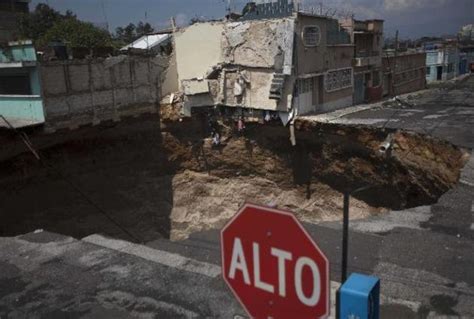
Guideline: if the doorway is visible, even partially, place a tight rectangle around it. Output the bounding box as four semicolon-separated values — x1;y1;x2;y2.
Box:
437;66;443;81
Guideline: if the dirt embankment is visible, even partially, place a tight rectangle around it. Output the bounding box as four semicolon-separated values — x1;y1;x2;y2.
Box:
161;116;466;207
0;113;467;241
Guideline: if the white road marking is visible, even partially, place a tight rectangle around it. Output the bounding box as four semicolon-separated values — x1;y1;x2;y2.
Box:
423;114;448;120
460;179;474;187
83;236;424;315
83;234;221;278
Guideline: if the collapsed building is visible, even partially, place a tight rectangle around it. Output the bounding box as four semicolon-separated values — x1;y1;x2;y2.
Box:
173;6;354;123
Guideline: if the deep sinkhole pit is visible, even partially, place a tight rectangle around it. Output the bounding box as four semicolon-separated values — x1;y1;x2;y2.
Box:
0;114;467;242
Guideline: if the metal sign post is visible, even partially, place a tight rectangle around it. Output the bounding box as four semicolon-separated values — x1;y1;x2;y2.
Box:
342;192;350;283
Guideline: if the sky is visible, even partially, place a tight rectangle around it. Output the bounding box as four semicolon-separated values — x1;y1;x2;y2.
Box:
30;0;473;39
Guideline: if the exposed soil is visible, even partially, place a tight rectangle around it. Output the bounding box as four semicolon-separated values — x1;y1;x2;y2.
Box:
169;170;381;240
0;112;467;242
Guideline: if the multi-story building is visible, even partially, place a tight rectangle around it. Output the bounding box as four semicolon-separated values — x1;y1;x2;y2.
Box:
0;0;30;43
425;42;459;82
341;18;384;104
173;0;354;120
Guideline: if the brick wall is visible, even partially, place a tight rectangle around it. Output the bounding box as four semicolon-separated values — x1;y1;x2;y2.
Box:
383;52;427;96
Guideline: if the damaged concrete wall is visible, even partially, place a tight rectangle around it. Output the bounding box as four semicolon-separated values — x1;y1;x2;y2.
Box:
40;55;169;130
219;19;296;112
175;18;296;114
222;69;282;111
222;19;295;74
161;51;179;98
175;23;224;82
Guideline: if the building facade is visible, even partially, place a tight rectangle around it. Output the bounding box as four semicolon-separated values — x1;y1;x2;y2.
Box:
174;5;354;119
382;51;427;97
341;18;384;104
294;13;354;114
0;40;45;128
425;43;459;82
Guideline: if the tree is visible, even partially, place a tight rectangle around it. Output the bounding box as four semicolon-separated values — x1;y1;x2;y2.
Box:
114;21;155;45
40;18;112;48
18;3;112;48
136;22;154;37
18;3;64;41
115;23;136;44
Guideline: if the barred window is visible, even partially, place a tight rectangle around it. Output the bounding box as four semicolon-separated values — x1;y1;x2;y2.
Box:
303;26;321;47
325;68;353;92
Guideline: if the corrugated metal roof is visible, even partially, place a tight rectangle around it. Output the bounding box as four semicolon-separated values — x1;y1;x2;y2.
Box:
121;33;171;51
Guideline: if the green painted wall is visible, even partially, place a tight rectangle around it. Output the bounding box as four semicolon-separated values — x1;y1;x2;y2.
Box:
0;95;45;125
29;67;41;95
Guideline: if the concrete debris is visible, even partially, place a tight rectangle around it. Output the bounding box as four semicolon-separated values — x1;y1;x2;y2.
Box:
182;79;210;95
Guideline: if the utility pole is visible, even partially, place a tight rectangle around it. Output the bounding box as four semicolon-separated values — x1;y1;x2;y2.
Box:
170;17;177;32
395;30;399;57
101;0;109;33
226;0;232;16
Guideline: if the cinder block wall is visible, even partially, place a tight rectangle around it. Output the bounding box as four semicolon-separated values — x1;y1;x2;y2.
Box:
40;55;169;130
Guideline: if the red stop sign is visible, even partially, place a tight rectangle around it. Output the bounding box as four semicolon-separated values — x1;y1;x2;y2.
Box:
221;203;330;318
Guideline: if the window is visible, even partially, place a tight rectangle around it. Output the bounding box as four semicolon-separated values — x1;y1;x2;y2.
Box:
426;67;431;75
0;75;32;95
325;68;352;92
302;26;321;47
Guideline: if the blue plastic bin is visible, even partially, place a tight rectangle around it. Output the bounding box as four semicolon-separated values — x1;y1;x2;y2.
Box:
340;273;380;319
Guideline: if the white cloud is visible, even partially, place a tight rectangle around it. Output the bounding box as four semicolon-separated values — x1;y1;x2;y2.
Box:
384;0;450;11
